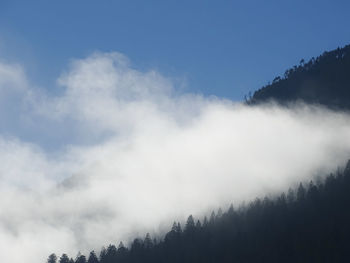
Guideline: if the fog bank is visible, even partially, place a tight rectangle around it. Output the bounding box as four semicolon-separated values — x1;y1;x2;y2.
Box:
0;53;350;262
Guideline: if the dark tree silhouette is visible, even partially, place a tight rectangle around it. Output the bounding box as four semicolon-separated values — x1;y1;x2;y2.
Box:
184;215;195;232
47;254;57;263
87;251;99;263
144;233;153;249
75;253;86;263
59;254;70;263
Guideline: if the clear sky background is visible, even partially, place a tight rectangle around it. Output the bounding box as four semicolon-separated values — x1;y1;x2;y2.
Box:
1;0;350;100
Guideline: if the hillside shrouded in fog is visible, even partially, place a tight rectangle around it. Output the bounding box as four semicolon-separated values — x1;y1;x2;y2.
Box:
1;50;350;263
2;1;350;262
56;163;350;263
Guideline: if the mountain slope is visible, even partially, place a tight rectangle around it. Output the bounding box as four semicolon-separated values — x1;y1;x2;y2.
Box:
48;45;350;263
50;161;350;263
248;44;350;110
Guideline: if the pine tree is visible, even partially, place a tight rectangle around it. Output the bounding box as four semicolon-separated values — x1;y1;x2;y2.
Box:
144;233;153;249
59;254;70;263
75;254;86;263
47;254;57;263
87;251;99;263
297;183;306;201
185;215;195;232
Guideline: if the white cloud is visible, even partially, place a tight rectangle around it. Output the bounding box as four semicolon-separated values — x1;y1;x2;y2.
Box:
0;62;27;93
0;52;350;262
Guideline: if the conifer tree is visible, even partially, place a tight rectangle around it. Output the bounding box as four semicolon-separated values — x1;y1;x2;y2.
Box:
47;254;57;263
87;251;99;263
59;254;70;263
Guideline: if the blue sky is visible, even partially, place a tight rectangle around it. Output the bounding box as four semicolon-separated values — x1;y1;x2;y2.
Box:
1;0;350;100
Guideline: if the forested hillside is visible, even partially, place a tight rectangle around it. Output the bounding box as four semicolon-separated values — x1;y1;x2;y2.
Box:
248;44;350;109
48;161;350;263
47;44;350;263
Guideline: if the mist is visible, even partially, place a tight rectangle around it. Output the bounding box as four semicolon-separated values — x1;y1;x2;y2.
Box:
1;52;350;262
